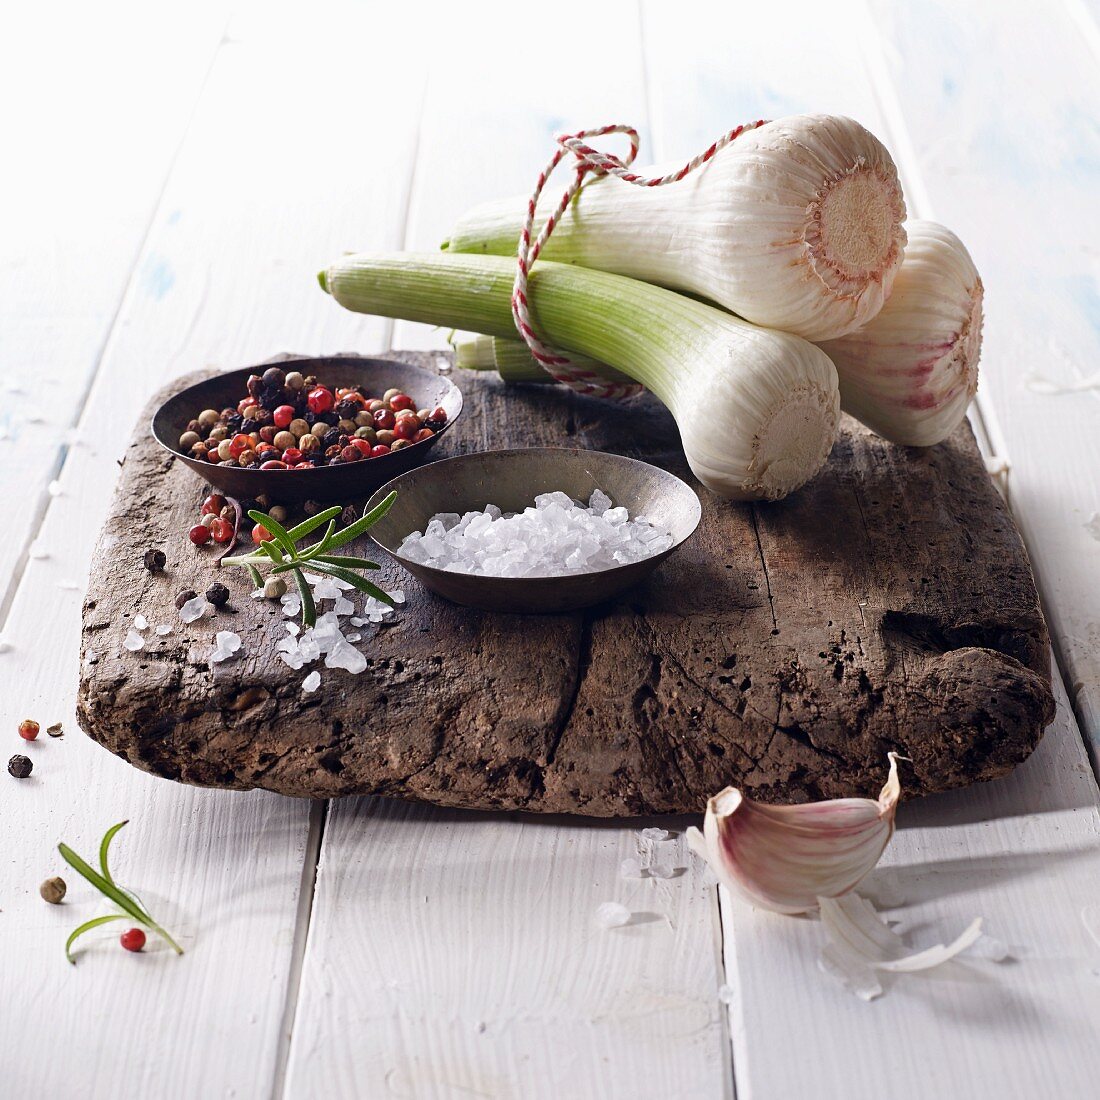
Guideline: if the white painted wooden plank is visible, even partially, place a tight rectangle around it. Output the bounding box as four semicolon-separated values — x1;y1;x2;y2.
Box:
0;2;424;1095
288;801;729;1099
0;1;231;621
392;0;654;350
641;1;1100;1096
861;0;1100;773
292;6;732;1096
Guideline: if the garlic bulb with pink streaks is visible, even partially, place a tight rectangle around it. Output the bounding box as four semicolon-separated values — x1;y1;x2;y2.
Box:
818;221;983;446
687;755;902;914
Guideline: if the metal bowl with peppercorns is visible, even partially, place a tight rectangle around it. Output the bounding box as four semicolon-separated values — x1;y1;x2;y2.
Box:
152;356;463;503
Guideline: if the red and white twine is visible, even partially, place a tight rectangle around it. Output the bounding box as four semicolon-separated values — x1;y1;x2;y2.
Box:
511;119;769;399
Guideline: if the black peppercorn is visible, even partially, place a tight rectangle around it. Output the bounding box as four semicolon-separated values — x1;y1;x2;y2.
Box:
8;754;32;779
340;504;358;526
303;499;322;516
335;399;359;420
322;429;341;450
175;588;198;610
143;548;166;573
261;366;286;388
206;582;230;608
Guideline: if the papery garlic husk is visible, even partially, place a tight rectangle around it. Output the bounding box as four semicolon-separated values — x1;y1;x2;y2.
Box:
687;754;901;914
817;220;983;446
444;114;907;342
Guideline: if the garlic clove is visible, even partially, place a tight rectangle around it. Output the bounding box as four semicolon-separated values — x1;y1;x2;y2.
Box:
818;220;983;446
687;754;901;914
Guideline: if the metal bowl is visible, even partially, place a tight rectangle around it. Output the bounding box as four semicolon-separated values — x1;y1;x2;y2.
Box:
365;448;702;613
151;356;463;503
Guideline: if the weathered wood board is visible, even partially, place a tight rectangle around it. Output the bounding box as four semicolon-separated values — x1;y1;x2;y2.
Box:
77;353;1055;815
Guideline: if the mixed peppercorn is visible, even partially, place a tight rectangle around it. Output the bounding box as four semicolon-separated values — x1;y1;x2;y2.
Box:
176;366;448;470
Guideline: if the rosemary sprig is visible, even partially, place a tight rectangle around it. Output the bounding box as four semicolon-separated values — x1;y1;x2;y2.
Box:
221;491;397;627
58;820;184;964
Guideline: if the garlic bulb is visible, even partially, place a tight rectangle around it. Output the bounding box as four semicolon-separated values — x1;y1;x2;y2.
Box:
321;252;841;501
687;754;901;914
445;114;908;341
817;220;983;446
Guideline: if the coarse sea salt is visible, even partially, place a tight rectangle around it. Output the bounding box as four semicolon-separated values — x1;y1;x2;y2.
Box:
210;631;241;664
397;490;673;578
179;596;210;623
134;614;149;631
641;827;669;842
123;629;145;652
594;902;632;929
302;671;321;693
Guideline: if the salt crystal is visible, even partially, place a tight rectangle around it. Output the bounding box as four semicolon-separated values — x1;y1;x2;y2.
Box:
389;589;405;604
250;589;265;600
325;640;368;674
85;648;97;663
350;617;366;627
346;633;362;643
210;630;241;664
333;596;355;616
397;493;673;578
594;902;631;929
123;629;145;652
302;671;321;693
155;625;171;636
641;827;669;842
134;614;148;631
47;480;63;497
717;984;736;1005
620;858;644;879
179;596;209;623
285;622;300;637
647;862;677;880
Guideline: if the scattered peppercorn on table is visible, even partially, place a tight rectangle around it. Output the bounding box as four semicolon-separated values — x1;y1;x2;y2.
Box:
4;4;1100;1099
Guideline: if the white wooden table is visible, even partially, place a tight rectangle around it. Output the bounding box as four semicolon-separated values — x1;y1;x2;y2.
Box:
3;2;1099;1096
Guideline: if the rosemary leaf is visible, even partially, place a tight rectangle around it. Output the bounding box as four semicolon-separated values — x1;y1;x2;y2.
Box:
98;819;130;884
285;506;343;542
325;491;397;550
65;914;128;965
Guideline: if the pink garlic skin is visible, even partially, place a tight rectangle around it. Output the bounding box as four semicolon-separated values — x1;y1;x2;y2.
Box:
695;755;901;915
818;221;983;447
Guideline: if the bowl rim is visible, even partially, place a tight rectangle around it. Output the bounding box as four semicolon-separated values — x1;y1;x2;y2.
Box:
365;445;703;587
149;354;463;482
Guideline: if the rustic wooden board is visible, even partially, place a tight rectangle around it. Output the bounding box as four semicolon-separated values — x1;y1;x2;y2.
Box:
78;351;1055;815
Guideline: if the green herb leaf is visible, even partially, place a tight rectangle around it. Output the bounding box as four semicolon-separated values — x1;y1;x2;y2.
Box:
65;914;128;964
259;539;286;567
325;491;397;550
98;819;129;885
247;564;264;588
285;506;343;543
309;555;382;569
306;561;396;605
292;566;317;628
300;520;338;560
59;842;153;927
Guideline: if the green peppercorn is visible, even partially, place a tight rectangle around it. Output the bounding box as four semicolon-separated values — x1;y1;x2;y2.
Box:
354;426;377;442
143;548;166;572
206;582;230;608
40;876;66;904
268;505;288;524
263;577;287;600
179;430;201;451
198;409;220;429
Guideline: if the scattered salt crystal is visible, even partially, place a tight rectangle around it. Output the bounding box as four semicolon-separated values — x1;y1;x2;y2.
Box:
620;858;644;879
350;617;366;627
397;493;673;578
155;625;171;636
647;862;677;880
179;596;209;623
333;596;355;616
325;640;368;674
302;671;321;693
285;622;300;637
346;633;362;643
594;902;631;929
123;629;145;652
641;827;669;842
47;480;63;497
250;589;265;600
210;630;241;664
85;648;97;663
717;984;736;1005
389;589;405;604
134;614;148;631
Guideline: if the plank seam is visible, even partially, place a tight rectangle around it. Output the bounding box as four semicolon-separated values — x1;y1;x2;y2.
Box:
271;798;329;1100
